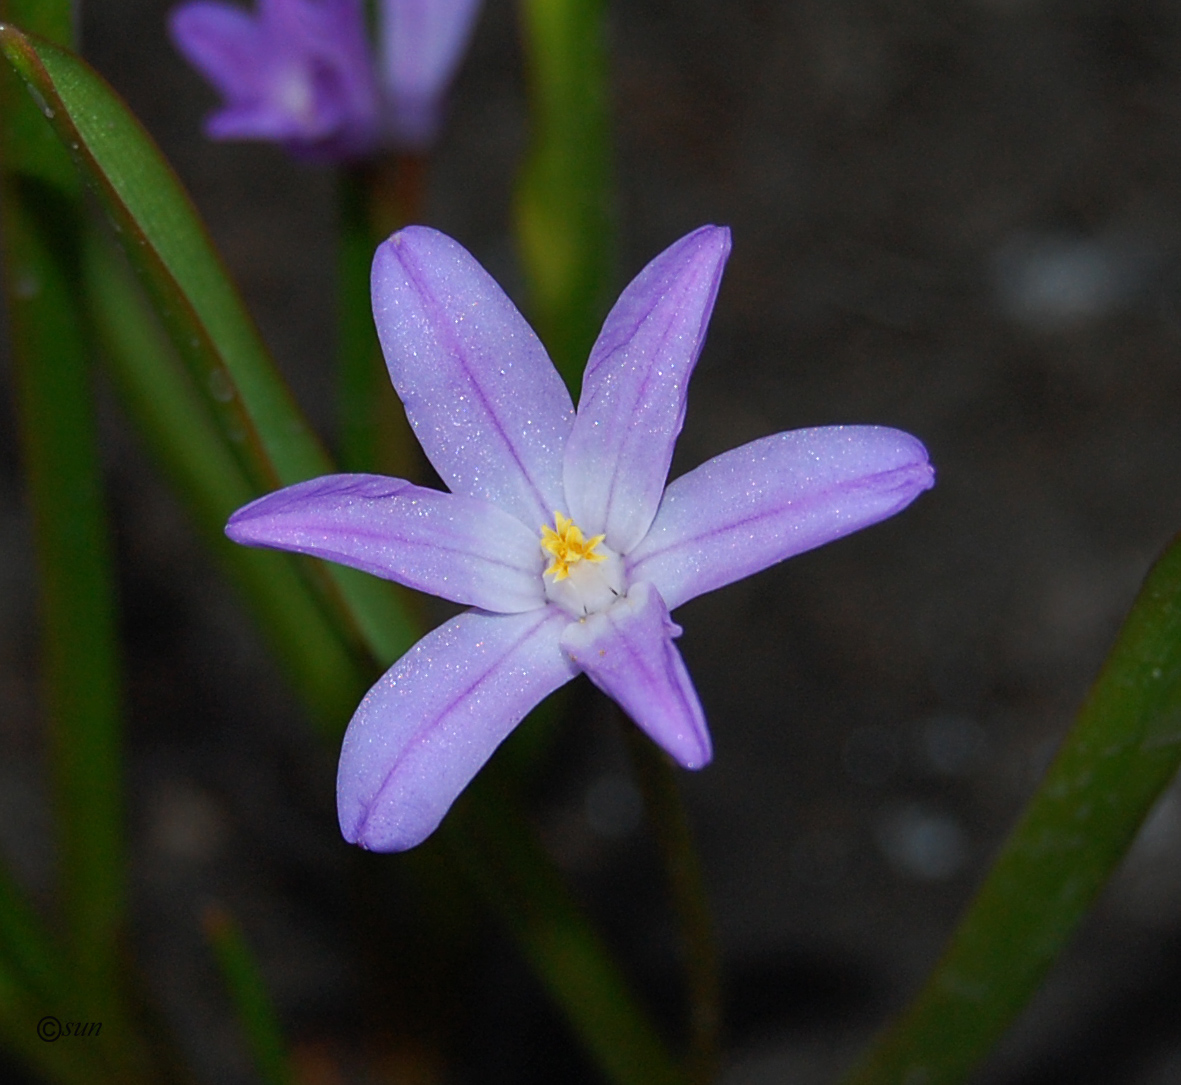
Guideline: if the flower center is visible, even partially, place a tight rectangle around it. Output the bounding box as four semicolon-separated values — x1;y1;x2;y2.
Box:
541;512;605;580
274;66;317;126
540;512;626;617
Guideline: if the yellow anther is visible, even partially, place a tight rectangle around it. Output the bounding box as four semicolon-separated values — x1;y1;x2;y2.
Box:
540;512;607;581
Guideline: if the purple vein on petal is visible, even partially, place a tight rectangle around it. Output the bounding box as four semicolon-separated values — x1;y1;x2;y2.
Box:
373;228;572;528
226;474;544;611
566;225;731;552
396;247;547;510
342;606;574;849
628;426;935;611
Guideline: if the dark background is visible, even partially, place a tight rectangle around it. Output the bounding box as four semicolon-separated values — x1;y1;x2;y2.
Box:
5;0;1181;1081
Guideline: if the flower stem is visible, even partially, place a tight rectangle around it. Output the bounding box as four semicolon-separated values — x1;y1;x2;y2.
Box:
444;775;688;1085
335;155;425;477
622;720;721;1085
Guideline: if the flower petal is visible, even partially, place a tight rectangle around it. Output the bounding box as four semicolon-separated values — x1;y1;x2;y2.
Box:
627;426;935;611
564;225;731;554
225;474;546;613
372;227;574;529
560;582;711;769
379;0;484;148
170;3;267;99
171;0;382;158
338;607;576;851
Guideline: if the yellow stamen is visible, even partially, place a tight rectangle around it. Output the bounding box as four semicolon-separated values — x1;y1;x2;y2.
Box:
540;512;607;581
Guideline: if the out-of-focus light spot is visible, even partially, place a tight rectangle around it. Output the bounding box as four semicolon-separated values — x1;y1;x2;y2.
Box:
992;230;1158;330
876;804;967;881
149;780;226;863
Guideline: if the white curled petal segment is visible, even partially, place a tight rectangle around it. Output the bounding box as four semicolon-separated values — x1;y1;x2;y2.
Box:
338;607;576;852
225;474;546;613
564;225;731;553
372;227;574;527
628;425;935;611
560;581;712;770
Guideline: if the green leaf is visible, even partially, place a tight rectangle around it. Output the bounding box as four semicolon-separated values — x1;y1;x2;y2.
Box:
843;532;1181;1085
83;229;370;733
0;866;118;1085
0;964;115;1085
623;726;719;1085
1;30;689;1085
0;1;71;43
1;23;157;1081
1;114;123;1032
203;905;293;1085
0;23;417;666
0;864;67;1014
334;164;420;479
446;776;688;1085
515;0;613;390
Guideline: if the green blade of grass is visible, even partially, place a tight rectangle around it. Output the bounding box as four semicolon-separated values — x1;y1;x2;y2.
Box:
82;228;369;735
0;864;69;1014
335;164;420;480
2;27;692;1083
843;531;1181;1085
0;867;125;1085
0;23;417;666
623;726;719;1085
0;11;156;1079
446;773;688;1085
203;905;293;1085
0;962;114;1085
515;0;613;391
1;54;121;1033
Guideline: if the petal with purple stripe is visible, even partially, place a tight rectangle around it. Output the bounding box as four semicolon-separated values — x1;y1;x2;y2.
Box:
628;426;935;611
564;225;731;553
560;582;712;769
338;607;575;851
372;227;574;529
226;474;546;613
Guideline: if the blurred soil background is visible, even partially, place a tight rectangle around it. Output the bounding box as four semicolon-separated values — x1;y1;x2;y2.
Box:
6;0;1181;1081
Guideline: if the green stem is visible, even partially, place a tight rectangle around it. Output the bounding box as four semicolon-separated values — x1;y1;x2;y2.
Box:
843;531;1181;1085
444;775;688;1085
203;905;293;1085
84;228;369;735
2;106;124;1036
335;157;424;478
623;722;721;1084
0;30;156;1084
515;0;614;391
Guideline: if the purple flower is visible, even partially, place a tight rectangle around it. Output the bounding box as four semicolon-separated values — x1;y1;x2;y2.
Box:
226;225;935;851
169;0;382;159
379;0;484;149
169;0;482;158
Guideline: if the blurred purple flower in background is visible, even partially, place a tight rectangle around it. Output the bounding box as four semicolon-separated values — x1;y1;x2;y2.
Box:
226;225;935;851
380;0;483;149
169;0;483;158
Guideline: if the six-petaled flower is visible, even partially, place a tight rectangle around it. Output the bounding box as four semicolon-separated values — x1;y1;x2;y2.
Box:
169;0;482;158
226;225;935;851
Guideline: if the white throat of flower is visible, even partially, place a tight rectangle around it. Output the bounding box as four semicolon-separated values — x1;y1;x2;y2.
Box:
274;66;316;126
540;512;626;618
